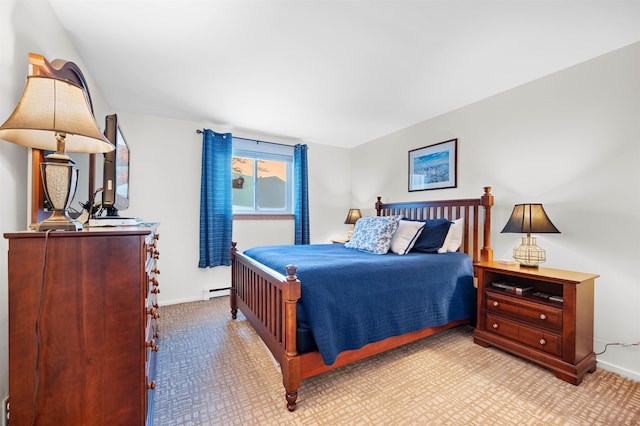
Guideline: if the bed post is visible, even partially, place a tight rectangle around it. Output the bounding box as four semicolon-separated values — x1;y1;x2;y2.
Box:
282;265;301;412
230;242;238;319
480;187;494;262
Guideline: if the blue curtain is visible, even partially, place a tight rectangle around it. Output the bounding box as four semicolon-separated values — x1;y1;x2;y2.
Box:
199;129;233;267
294;143;310;245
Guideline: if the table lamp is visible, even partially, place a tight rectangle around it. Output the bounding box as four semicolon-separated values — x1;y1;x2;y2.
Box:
501;203;560;267
344;208;362;239
0;75;114;231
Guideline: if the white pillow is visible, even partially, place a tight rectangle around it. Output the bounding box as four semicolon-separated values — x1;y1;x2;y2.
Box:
390;220;425;255
438;217;464;253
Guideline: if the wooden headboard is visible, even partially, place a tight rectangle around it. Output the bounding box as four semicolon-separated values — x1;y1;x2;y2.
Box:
375;186;494;263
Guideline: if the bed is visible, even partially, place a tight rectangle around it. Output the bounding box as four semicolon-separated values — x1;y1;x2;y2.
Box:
230;187;494;411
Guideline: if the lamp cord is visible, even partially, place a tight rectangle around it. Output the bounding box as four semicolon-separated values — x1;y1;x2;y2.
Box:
596;342;640;355
32;229;53;426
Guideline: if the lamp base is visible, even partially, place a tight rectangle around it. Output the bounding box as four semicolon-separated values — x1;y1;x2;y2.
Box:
37;156;82;232
36;211;83;231
513;236;546;267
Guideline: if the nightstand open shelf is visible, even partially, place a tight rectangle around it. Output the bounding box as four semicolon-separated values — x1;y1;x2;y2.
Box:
473;261;599;385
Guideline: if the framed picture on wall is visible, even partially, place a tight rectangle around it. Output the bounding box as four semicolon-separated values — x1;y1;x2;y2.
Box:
408;138;457;191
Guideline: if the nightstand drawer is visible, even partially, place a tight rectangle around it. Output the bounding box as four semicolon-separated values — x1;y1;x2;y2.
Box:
486;291;562;332
519;326;562;357
485;314;519;340
485;313;563;357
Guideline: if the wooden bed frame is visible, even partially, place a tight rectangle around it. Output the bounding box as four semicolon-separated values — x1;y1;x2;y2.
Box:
230;187;494;411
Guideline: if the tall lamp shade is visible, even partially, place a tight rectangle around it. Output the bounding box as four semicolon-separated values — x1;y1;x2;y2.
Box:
0;75;114;231
501;203;560;267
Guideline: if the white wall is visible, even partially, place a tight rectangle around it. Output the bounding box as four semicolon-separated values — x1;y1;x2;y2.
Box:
351;42;640;381
109;112;352;304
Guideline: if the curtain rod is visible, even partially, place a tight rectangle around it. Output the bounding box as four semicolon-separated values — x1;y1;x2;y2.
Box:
196;128;297;148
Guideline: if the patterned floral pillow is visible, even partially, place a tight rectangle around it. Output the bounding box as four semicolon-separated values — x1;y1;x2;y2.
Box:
344;216;402;254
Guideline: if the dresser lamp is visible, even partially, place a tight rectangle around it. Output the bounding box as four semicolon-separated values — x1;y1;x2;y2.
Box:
0;75;114;231
501;203;560;267
344;208;362;239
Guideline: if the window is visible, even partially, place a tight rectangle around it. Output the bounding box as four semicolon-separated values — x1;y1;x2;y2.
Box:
232;137;294;215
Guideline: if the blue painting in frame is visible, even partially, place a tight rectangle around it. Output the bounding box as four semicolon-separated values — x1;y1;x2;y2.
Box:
408;139;457;191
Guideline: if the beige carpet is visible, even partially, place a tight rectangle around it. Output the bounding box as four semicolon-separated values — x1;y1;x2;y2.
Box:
153;297;639;425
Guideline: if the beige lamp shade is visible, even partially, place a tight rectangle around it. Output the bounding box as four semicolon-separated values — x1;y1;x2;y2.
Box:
0;74;114;231
0;75;114;153
344;208;362;225
344;208;362;240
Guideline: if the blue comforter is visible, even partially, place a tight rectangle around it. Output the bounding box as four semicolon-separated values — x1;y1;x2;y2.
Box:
243;243;476;365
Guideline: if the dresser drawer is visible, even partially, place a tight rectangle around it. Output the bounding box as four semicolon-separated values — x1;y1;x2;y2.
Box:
485;291;562;332
485;313;562;357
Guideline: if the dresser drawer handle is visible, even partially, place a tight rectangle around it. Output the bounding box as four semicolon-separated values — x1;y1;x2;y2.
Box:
539;313;547;320
148;381;156;390
492;323;499;329
492;301;499;307
539;338;546;345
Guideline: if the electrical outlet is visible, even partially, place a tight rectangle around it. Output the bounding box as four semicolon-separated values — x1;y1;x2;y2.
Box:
2;396;8;426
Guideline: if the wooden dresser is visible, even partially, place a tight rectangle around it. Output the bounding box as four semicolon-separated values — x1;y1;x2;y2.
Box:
473;261;598;385
5;225;160;425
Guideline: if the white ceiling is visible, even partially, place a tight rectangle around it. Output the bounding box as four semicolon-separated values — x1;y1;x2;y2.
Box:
48;0;640;148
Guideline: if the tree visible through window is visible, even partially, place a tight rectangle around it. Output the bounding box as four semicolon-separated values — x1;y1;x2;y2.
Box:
232;139;293;214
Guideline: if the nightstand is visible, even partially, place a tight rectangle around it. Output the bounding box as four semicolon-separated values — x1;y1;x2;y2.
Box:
473;261;599;385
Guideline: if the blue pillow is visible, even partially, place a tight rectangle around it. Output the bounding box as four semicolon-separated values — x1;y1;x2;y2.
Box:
411;218;452;253
344;216;401;254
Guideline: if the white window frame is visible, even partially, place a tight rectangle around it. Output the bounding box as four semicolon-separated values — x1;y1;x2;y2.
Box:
232;138;294;216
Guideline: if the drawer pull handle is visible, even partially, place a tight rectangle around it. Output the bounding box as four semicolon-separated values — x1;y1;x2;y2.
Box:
148;381;156;390
539;338;546;345
492;301;499;307
492;323;499;329
539;313;547;320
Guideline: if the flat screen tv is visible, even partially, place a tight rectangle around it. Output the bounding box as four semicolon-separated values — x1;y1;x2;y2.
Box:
102;114;130;216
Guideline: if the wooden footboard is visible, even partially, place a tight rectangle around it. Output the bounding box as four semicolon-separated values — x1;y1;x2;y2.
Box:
230;244;301;411
231;187;494;411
